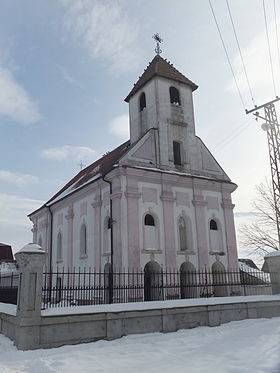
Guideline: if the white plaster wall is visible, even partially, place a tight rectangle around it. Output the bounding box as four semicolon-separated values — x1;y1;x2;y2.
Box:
36;213;49;253
71;193;96;268
129;79;158;143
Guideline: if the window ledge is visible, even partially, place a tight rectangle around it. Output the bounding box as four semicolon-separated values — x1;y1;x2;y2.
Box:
176;250;196;255
167;119;187;127
56;258;63;263
209;251;225;256
79;254;88;259
141;249;162;254
103;252;111;257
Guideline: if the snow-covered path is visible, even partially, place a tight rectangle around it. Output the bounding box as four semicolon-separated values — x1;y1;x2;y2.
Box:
0;318;279;373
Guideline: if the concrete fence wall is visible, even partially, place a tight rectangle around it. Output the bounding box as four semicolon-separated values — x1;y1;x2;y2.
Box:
0;245;279;350
1;296;280;350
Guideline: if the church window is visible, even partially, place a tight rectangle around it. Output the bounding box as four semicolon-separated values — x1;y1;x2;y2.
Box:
209;219;223;253
179;217;187;251
210;219;218;230
139;92;146;112
103;216;111;253
144;213;159;250
57;232;62;260
173;141;182;165
144;214;155;226
80;223;87;256
169;87;181;105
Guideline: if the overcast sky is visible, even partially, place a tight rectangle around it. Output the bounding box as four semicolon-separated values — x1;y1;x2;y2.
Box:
0;0;279;259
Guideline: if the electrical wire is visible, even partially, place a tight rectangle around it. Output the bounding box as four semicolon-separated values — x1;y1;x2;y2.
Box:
273;0;280;79
214;118;252;150
208;0;246;111
263;0;277;97
226;0;256;106
214;119;254;154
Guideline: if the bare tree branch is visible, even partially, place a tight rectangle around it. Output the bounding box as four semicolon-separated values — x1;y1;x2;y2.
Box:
239;179;279;256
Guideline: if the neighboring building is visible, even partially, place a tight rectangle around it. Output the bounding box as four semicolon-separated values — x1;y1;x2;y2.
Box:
29;54;239;274
238;258;260;270
0;244;18;296
0;243;14;262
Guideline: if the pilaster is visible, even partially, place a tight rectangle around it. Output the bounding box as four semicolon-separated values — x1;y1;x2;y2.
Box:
91;196;102;268
160;191;176;269
192;195;208;269
65;206;74;268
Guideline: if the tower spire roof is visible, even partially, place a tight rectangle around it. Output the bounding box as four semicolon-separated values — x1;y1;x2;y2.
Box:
125;55;198;102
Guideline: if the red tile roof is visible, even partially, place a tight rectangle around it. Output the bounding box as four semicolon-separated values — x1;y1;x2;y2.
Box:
45;140;130;206
125;55;198;102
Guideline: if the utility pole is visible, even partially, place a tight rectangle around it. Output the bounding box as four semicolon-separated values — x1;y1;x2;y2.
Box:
246;97;280;249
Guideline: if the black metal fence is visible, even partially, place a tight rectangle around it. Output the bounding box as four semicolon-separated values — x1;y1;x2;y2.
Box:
0;272;19;305
42;267;273;309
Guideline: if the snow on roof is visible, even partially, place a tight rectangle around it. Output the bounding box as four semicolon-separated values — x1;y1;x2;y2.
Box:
265;250;280;258
29;140;131;214
238;261;270;282
0;262;18;276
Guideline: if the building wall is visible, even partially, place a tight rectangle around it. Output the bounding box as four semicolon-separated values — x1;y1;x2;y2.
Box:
30;168;238;271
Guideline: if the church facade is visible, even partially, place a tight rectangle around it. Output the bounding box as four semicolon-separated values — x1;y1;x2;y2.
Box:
29;55;239;274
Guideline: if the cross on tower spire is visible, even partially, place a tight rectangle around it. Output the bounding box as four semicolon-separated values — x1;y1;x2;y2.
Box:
78;160;85;170
152;33;163;55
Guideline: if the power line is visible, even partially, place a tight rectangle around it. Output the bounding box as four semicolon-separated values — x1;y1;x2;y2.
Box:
225;0;256;106
273;0;280;78
263;0;277;97
214;118;253;154
208;0;246;111
214;117;251;148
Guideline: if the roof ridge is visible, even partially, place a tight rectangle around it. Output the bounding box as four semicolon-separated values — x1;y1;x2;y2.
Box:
125;55;198;102
41;140;131;207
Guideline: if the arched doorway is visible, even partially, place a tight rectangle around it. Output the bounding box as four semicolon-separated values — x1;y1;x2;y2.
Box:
180;262;197;299
212;261;228;297
104;263;113;304
144;261;162;301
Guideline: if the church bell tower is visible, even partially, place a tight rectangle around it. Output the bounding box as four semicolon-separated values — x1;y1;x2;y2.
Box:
124;38;199;171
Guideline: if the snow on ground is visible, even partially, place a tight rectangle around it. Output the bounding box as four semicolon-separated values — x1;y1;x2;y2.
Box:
0;318;279;373
41;294;280;316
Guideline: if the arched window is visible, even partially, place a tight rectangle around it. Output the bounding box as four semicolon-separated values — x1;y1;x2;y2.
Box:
57;232;62;260
80;223;87;256
139;92;146;112
169;86;181;105
173;141;182;165
144;213;159;250
145;214;155;226
210;219;218;230
178;217;187;251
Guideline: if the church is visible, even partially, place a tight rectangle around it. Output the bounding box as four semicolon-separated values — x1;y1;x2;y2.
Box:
29;52;239;275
